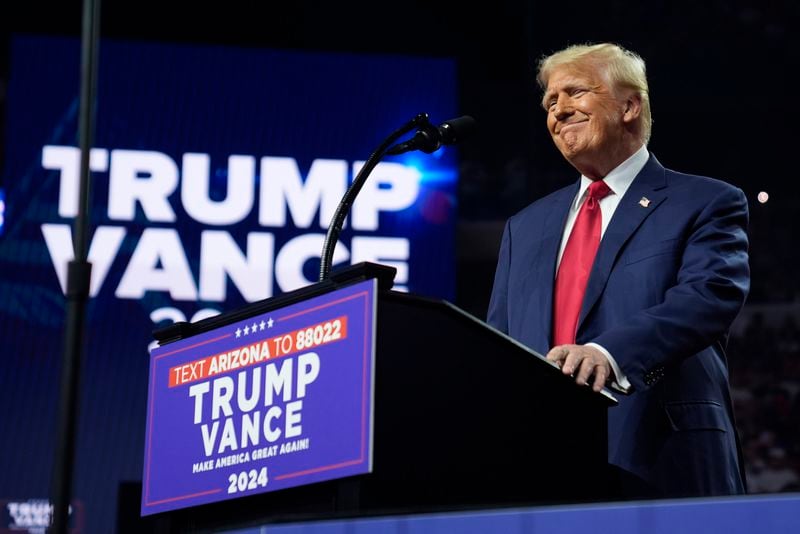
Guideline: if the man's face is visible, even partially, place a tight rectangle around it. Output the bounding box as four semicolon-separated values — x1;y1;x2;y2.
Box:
542;62;629;172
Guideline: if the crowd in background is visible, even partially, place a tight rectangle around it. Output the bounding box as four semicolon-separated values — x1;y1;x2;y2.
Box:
731;311;800;493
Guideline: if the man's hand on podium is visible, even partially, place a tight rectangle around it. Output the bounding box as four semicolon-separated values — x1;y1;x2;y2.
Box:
546;344;612;393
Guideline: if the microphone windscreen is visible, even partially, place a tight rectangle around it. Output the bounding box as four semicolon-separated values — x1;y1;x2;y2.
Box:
439;115;477;145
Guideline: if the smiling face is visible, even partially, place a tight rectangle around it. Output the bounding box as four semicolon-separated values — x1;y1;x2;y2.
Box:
542;61;640;179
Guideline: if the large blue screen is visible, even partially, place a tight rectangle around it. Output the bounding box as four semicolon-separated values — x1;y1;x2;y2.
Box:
0;35;458;533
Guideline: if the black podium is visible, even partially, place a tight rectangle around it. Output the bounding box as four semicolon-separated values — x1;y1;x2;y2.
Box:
140;263;616;533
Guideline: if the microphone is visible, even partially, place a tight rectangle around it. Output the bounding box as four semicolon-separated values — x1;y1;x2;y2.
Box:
319;112;475;281
386;115;476;155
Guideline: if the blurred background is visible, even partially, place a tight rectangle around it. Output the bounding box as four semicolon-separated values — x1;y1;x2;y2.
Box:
2;0;799;531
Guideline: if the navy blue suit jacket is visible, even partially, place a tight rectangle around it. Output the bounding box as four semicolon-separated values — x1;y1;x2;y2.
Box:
487;154;750;497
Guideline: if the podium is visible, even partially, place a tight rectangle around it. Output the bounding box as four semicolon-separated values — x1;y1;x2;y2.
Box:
141;263;616;533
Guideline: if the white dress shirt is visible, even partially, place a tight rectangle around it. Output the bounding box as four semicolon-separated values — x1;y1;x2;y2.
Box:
556;144;650;392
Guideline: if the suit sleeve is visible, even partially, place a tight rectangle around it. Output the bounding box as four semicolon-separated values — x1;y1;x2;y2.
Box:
592;185;750;392
487;219;512;334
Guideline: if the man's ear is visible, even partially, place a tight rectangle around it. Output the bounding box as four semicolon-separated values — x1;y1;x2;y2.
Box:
622;93;642;124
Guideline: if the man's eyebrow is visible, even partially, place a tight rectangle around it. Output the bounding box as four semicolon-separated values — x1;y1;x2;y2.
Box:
541;90;555;108
542;81;588;108
541;84;568;108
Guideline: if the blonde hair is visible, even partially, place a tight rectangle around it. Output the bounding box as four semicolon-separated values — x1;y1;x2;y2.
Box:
537;43;652;144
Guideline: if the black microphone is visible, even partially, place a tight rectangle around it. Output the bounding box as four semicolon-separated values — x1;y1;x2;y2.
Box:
386;115;476;155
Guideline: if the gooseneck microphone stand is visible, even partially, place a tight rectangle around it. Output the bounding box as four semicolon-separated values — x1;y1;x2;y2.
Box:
318;113;434;282
50;0;101;532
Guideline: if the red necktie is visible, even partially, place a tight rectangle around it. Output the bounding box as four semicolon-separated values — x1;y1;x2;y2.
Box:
553;179;612;346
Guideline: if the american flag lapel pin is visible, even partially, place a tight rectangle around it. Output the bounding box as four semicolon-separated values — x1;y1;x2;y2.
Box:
639;197;651;208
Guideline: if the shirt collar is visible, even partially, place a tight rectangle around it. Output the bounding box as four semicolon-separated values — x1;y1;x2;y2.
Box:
572;144;650;210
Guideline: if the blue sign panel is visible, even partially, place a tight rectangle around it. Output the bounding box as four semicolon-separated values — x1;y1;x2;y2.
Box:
142;279;376;515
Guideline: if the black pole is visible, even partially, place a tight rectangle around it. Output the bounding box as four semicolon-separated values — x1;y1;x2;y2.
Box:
318;113;431;282
50;0;100;532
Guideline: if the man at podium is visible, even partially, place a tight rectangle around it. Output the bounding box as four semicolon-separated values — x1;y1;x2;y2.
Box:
487;42;749;498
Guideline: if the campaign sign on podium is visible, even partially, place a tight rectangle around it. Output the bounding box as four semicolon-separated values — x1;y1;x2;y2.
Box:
141;279;377;516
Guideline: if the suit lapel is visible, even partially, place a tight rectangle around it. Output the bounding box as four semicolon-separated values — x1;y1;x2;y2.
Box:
531;183;577;351
576;154;669;338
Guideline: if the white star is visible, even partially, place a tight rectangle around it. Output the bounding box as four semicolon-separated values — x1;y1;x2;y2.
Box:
235;328;242;338
251;322;258;332
243;325;250;335
259;320;266;331
267;318;274;328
